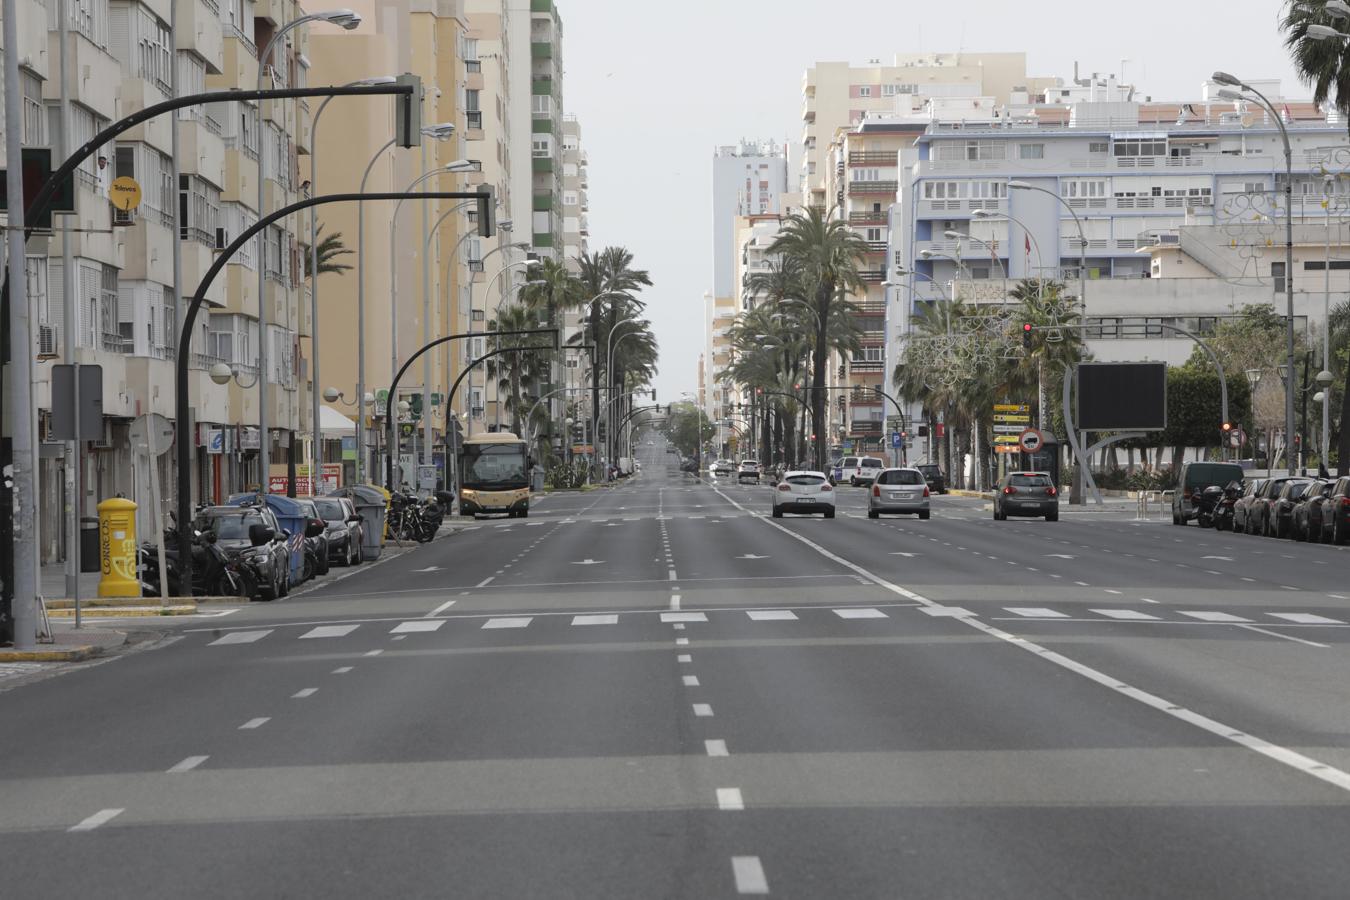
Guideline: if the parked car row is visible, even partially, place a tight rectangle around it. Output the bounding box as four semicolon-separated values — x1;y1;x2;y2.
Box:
1232;475;1350;543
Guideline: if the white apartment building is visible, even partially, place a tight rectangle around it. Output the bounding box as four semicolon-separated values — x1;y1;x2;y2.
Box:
888;83;1344;401
712;140;788;299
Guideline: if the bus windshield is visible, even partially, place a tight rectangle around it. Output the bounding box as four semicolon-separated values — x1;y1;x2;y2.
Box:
461;442;529;491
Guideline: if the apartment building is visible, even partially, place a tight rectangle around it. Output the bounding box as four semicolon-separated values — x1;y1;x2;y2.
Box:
519;0;562;257
800;54;1060;204
3;0;336;561
888;82;1344;393
712;140;789;299
309;0;469;485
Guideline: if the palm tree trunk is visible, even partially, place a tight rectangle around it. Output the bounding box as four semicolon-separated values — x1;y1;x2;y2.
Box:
811;291;829;471
1340;367;1349;476
510;369;521;436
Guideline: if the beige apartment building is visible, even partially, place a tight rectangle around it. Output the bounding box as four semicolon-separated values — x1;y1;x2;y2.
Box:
309;0;471;485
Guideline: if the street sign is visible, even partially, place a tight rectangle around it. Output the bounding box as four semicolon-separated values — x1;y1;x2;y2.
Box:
1018;428;1045;453
992;435;1021;445
891;431;903;449
994;445;1022;454
50;364;103;440
110;176;142;212
130;413;174;456
1229;428;1246;448
418;465;438;491
993;403;1030;413
993;414;1032;424
993;425;1025;434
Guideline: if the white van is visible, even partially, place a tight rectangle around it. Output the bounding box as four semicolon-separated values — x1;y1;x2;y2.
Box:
849;457;885;486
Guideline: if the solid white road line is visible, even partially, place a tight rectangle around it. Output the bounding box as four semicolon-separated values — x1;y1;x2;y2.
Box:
732;856;769;895
1269;613;1346;625
391;620;445;634
716;788;744;810
332;667;354;674
833;608;887;619
208;630;272;646
1091;609;1159;621
710;482;1350;797
364;649;384;657
1005;607;1070;618
661;612;708;623
692;703;714;717
1179;611;1252;623
746;609;798;621
69;809;124;832
1237;625;1331;649
292;688;318;699
298;625;360;640
167;755;209;774
683;675;700;687
705;739;729;757
425;600;457;618
239;718;270;730
482;617;533;629
476;577;495;588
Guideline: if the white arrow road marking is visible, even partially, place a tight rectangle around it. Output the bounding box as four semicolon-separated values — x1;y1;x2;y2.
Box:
1201;556;1234;562
572;559;605;566
1044;554;1076;559
890;552;920;558
736;554;770;560
413;566;445;573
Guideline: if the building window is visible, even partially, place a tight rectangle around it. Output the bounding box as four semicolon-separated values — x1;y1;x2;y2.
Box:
531;94;552;116
865;227;882;242
1088;141;1109;154
1113;138;1166;157
1304;259;1350;271
852;168;881;183
532;135;553;158
1064;180;1108;199
20;70;45;145
1271;261;1286;294
179;175;220;244
1018;143;1045;160
858;85;872;97
177;53;207;118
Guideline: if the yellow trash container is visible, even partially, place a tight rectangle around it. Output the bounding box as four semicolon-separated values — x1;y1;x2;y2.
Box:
97;497;140;598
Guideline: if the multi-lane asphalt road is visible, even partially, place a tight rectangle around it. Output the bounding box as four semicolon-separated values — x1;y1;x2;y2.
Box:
3;438;1350;897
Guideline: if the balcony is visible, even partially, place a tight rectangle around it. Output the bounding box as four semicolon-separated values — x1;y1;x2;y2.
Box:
864;241;888;254
533;192;553;212
532;76;557;96
849;211;888;227
859;269;887;283
531;0;553;9
531;42;553;60
848;151;897;167
532;157;554;174
847;180;898;196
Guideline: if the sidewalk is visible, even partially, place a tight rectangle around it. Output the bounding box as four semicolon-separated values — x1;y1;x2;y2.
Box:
39;565;102;602
0;621;127;663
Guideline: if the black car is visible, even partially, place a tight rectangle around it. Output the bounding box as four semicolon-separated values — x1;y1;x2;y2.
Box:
1232;478;1267;533
1245;477;1300;536
915;464;948;495
193;505;290;601
993;472;1059;521
314;496;364;566
1267;479;1315;539
293;498;332;579
1323;476;1350;545
1292;480;1334;543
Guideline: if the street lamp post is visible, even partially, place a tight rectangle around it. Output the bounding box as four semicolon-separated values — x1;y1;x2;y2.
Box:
469;243;533;435
255;8;363;496
1213;72;1297;475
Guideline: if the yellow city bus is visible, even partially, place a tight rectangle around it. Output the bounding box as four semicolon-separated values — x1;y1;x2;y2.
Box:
459;432;531;518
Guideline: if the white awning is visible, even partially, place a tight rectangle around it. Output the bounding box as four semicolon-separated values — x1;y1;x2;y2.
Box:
320;405;356;437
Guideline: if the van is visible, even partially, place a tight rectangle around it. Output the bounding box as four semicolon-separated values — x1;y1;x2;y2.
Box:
849;457;885;486
835;456;860;484
1171;461;1245;525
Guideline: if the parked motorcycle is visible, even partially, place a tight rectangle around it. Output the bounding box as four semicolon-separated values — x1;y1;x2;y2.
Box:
1195;484;1225;529
1214;481;1241;532
388;492;438;543
140;527;255;598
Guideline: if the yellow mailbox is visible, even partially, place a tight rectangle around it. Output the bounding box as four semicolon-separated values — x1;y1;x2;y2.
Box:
97;497;140;598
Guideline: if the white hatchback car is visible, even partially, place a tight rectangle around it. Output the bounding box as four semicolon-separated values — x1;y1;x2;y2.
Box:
849;457;885;487
772;470;836;518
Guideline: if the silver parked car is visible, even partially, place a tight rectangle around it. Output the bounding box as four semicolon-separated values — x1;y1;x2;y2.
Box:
867;467;931;519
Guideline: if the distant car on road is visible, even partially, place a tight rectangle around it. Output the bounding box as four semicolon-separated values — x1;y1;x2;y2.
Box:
711;459;735;477
1172;461;1245;525
737;460;761;484
772;470;836;518
868;468;931;519
915;464;947;495
847;457;884;487
993;472;1059;521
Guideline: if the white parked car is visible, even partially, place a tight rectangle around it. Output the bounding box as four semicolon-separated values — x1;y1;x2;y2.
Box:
772;470;836;518
737;460;761;484
711;459;736;477
848;457;885;487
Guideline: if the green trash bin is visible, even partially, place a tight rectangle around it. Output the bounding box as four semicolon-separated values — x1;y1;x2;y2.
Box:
333;484;388;560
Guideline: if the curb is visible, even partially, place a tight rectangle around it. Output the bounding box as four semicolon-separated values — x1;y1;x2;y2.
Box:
47;605;197;618
44;596;207;609
948;489;993;500
0;645;102;662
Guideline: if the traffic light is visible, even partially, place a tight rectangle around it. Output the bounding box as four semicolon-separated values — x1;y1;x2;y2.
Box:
408;394;423;421
1221;422;1233;434
1021;322;1033;348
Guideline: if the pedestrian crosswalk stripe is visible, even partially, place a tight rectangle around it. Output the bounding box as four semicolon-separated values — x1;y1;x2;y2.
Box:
661;612;708;623
299;625;360;639
391;620;445;634
1004;608;1070;618
1090;609;1159;621
571;614;618;626
1268;613;1347;625
482;617;533;629
208;630;272;645
746;610;798;621
1179;611;1252;623
833;608;887;619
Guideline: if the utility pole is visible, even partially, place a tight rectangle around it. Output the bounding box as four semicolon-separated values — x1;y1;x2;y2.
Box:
4;0;38;648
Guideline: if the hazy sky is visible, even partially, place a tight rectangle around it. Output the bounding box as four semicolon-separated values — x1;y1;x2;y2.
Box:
561;0;1305;403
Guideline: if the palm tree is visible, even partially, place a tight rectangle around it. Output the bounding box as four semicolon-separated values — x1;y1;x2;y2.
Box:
767;207;869;470
1007;278;1086;426
303;225;354;278
1331;298;1349;473
1282;2;1350;129
486;304;554;438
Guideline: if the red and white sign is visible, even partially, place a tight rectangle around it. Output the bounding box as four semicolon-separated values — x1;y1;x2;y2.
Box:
1018;428;1045;453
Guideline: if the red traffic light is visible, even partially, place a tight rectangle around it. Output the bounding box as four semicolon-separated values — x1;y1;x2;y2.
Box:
1221;422;1233;432
1022;323;1033;332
